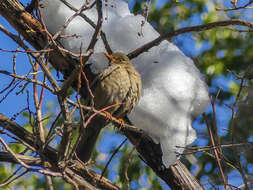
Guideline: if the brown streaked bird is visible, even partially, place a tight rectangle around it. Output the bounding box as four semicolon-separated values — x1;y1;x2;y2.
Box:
76;52;142;163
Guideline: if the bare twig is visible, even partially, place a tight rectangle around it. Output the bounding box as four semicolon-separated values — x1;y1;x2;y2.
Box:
226;70;250;190
0;169;28;187
0;24;60;92
59;0;112;54
216;0;253;11
0;47;53;53
44;111;62;147
177;142;252;155
0;70;55;93
0;137;31;168
33;63;45;143
100;138;128;180
128;19;253;59
203;112;228;189
124;146;136;189
0;113;117;189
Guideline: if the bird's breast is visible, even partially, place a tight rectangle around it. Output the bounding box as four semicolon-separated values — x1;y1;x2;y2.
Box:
92;64;142;117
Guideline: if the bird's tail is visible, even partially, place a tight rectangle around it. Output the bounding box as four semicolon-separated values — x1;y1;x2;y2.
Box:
76;117;106;163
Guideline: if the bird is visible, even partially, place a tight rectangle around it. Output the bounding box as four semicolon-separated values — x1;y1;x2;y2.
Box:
76;52;142;163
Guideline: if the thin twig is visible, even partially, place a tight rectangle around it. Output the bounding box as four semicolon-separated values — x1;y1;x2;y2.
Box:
0;70;54;92
227;70;250;190
100;138;128;179
128;19;253;59
216;0;253;11
60;0;112;54
0;169;28;187
203;113;228;189
33;63;45;143
0;137;31;168
124;146;136;189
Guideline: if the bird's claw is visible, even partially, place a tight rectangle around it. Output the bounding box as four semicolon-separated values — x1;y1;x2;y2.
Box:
103;111;113;122
117;118;125;131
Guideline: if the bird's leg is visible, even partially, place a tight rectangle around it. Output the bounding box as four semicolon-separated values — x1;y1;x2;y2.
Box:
117;118;125;131
102;111;113;123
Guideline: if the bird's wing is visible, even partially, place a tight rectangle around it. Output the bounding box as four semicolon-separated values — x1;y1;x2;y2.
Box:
90;65;121;88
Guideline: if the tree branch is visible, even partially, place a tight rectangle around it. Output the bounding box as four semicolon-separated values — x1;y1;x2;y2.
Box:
128;19;253;59
0;113;119;190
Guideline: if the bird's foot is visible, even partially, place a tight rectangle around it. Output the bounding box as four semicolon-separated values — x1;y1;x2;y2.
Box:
116;118;125;131
103;111;113;122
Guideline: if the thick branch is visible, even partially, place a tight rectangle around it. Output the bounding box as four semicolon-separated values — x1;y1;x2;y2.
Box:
0;113;119;190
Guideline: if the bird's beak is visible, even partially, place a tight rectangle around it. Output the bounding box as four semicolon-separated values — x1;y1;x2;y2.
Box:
104;52;115;62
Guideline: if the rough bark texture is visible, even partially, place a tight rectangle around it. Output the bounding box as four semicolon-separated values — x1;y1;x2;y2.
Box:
0;0;204;189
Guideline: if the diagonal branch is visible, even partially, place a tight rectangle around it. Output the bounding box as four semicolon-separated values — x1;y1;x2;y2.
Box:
128;19;253;59
0;113;119;190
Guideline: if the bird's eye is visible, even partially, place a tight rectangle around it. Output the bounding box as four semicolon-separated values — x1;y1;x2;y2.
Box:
116;57;124;62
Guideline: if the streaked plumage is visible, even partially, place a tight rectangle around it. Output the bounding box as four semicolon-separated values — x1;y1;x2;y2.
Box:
77;52;142;163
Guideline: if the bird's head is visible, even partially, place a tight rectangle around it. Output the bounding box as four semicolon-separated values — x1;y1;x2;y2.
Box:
104;52;131;65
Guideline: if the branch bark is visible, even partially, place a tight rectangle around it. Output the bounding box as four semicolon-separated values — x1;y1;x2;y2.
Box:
128;19;253;59
0;113;119;190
